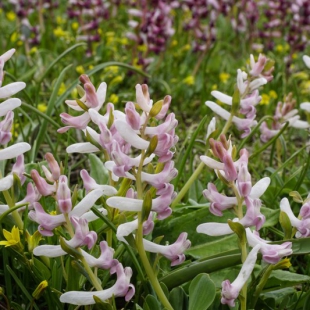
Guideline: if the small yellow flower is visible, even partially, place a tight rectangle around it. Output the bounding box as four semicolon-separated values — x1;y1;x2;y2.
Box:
110;75;123;86
138;44;147;52
6;11;16;21
30;47;38;54
17;40;23;46
25;230;42;252
49;210;57;215
293;71;309;80
104;66;119;74
219;72;230;84
32;280;48;300
183;75;195;86
292;53;297;60
76;65;85;75
53;27;68;38
0;226;21;248
88;65;94;70
118;37;129;45
56;16;64;25
109;94;119;104
58;82;66;96
71;22;79;31
269;90;278;99
260;93;270;105
10;32;19;43
171;40;178;47
38;103;47;113
276;45;284;53
183;44;191;51
301;81;310;94
212;84;217;90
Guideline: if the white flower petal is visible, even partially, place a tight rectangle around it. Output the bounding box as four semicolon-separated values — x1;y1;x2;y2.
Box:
280;198;301;227
197;223;233;236
250;177;270;199
116;219;138;240
200;155;225;170
0;204;9;214
0;175;13;191
303;55;310;69
0;82;26;99
0;98;21;116
114;120;149;149
211;91;232;105
33;245;65;257
107;197;142;211
0;142;31;160
0;49;15;62
300;102;310;112
96;82;107;107
205;101;230;121
81;208;107;222
66;142;99;153
70;189;104;217
290;120;309;129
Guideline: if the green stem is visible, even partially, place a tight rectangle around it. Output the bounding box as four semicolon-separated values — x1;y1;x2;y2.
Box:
220;112;235;137
3;190;23;229
172;161;205;208
135;214;172;309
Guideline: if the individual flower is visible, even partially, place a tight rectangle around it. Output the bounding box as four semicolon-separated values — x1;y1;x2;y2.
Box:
0;226;22;248
246;228;292;264
142;232;191;266
221;244;260;307
59;263;135;305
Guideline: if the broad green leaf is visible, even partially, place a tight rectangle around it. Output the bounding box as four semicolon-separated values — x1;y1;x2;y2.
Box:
189;274;216;310
93;296;113;310
169;287;188;310
143;295;161;310
264;270;310;290
88;154;109;185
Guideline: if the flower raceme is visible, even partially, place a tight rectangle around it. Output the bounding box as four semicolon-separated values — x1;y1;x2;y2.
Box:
205;54;273;137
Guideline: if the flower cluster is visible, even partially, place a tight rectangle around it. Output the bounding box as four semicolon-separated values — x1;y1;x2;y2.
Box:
205;54;274;137
67;0;110;56
260;92;309;142
0;49;30;194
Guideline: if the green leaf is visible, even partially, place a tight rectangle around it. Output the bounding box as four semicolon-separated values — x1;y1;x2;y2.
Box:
143;294;161;310
6;265;40;310
189;274;216;310
88;154;109;185
279;211;292;239
33;64;72;159
169;287;188;310
264;270;310;290
93;296;113;309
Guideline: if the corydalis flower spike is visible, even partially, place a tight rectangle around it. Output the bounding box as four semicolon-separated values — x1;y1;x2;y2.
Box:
59;263;135;305
221;244;260;307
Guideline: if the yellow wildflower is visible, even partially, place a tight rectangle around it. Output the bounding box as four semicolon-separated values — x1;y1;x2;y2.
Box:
53;27;68;38
118;37;129;45
219;73;230;84
30;47;38;55
6;11;16;21
212;84;217;90
293;71;309;80
104;66;119;75
10;32;19;43
138;44;147;52
38;103;47;113
301;81;310;94
32;280;48;300
76;66;85;75
269;90;277;99
49;210;57;215
292;53;297;60
71;22;79;31
183;75;195;86
17;40;23;46
110;75;123;86
275;45;284;53
88;65;94;70
58;82;66;96
133;58;142;70
183;44;191;51
171;40;178;47
260;93;270;105
25;230;42;252
0;226;21;248
109;94;119;104
56;16;65;25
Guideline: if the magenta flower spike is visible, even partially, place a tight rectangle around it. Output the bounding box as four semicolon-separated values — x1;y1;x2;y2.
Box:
59;263;135;305
221;244;260;307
